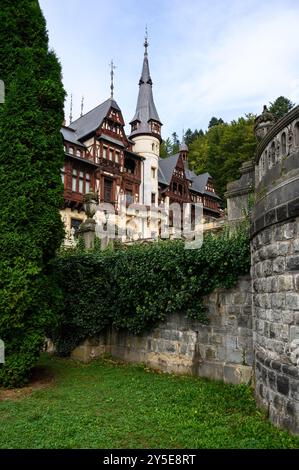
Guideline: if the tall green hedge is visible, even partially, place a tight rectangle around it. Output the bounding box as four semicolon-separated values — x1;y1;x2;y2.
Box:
53;230;250;356
0;1;65;387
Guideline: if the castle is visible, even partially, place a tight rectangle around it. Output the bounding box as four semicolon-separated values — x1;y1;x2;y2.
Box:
60;37;221;242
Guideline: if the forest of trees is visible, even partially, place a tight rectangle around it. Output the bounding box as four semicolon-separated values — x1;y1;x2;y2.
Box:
160;96;295;201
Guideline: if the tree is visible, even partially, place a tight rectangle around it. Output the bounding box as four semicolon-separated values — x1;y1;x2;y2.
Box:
0;0;66;386
189;115;256;202
269;96;295;119
160;137;173;158
208;117;224;128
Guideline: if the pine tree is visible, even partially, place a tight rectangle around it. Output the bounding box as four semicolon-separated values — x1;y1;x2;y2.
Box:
269;96;295;119
0;0;66;386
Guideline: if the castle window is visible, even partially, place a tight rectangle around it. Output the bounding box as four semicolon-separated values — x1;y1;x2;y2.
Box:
104;178;113;203
281;132;286;156
115;151;119;163
109;149;113;161
152;143;154;151
103;146;107;159
85;173;90;193
124;157;136;174
76;149;81;158
71;218;81;234
151;193;156;204
151;167;156;178
72;169;77;191
125;189;133;205
69;147;74;155
178;184;183;195
295;122;299;147
79;171;84;193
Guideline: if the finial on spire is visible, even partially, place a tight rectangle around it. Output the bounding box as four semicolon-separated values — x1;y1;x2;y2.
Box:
80;96;84;117
110;60;116;99
69;93;73;124
144;25;148;51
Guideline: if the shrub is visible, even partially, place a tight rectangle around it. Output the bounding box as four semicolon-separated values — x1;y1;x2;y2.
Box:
53;228;250;356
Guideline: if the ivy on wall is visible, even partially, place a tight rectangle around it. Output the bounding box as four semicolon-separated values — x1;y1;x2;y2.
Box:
52;228;250;356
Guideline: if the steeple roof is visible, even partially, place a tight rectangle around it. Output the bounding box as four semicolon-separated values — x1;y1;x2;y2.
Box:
69;97;120;140
130;37;162;137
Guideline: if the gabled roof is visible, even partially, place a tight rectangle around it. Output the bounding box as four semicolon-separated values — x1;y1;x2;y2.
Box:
69;98;121;140
159;154;221;200
61;126;86;147
190;172;221;199
158;154;179;185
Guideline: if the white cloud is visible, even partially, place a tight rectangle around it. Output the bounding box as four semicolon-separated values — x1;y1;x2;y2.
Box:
40;0;299;137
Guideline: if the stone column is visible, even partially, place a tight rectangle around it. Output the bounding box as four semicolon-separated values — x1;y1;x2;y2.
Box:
78;192;98;250
225;160;254;229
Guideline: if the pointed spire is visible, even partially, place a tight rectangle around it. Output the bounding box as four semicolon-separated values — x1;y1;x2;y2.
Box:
130;31;162;139
179;128;188;152
69;93;73;124
110;60;116;98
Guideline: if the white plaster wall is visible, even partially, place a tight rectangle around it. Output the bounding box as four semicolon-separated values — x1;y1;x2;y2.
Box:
131;135;160;207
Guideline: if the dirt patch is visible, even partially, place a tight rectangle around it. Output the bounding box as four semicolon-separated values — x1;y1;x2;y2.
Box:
0;367;55;401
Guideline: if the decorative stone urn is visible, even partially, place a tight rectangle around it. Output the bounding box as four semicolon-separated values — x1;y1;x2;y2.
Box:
254;105;276;141
78;191;99;249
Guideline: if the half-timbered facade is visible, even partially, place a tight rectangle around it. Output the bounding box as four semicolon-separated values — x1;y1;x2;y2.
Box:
60;37;221;243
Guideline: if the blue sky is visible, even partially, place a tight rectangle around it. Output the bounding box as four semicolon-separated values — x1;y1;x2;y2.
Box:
39;0;299;138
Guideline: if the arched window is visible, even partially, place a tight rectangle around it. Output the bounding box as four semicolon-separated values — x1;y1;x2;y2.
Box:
295;122;299;147
281;132;286;156
271;141;276;166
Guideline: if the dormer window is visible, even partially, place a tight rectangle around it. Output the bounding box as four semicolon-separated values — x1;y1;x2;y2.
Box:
131;122;139;131
151;122;160;134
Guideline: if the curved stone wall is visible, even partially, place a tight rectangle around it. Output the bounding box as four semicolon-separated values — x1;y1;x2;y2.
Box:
252;105;299;434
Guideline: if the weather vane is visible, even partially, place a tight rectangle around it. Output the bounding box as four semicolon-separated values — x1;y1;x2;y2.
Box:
80;96;84;117
110;60;116;98
144;25;148;49
69;93;73;124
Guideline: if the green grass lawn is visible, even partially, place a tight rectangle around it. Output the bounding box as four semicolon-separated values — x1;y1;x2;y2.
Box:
0;354;298;449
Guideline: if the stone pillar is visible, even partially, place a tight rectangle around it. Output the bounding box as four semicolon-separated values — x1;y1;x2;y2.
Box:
78;218;96;250
77;191;98;250
225;160;254;229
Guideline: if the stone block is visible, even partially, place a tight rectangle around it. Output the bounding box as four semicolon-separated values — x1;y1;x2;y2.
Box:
277;374;290;396
223;364;252;385
293;239;299;253
197;361;224;381
266;244;278;259
264;261;274;277
284;223;295;240
271;293;285;309
285;293;299;309
277;275;294;291
272;257;286;274
286;255;299;271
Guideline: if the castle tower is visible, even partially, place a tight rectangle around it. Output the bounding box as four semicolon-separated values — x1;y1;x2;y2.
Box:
129;33;162;207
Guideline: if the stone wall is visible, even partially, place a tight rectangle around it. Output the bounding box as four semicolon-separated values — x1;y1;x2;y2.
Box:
252;218;299;434
251;105;299;434
71;276;253;385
